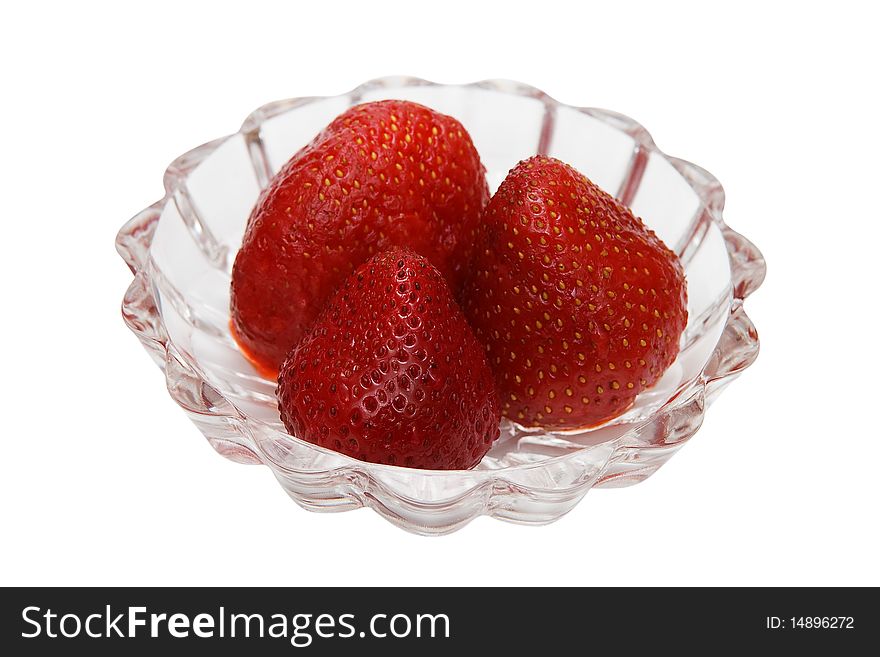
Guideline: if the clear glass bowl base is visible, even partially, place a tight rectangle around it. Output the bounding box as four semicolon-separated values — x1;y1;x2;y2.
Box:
117;77;765;535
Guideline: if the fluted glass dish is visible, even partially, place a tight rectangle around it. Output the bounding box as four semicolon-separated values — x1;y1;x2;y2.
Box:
117;77;765;535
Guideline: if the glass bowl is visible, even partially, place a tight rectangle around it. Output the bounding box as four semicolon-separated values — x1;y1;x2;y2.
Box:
117;76;765;535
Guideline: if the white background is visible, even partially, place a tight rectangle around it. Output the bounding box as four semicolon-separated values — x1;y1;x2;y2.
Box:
2;0;877;587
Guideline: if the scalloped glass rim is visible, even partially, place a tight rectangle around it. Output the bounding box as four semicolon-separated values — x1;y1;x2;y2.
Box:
117;76;765;535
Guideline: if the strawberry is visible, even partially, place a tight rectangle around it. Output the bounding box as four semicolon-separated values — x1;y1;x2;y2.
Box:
276;249;500;470
460;156;687;429
231;100;489;375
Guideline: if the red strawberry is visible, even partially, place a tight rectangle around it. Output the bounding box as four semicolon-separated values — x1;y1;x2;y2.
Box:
460;156;687;429
231;100;489;375
277;249;500;470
